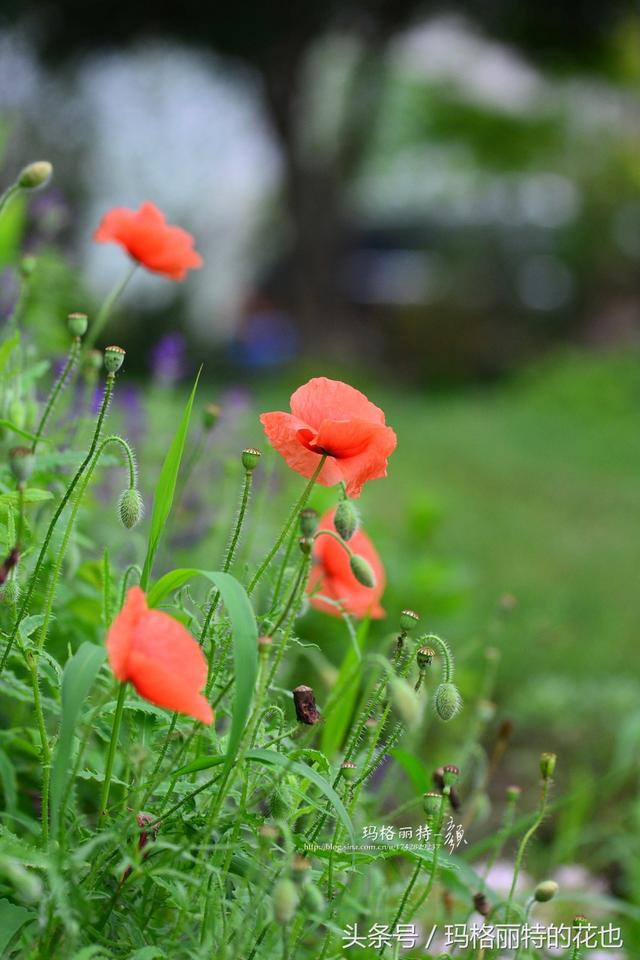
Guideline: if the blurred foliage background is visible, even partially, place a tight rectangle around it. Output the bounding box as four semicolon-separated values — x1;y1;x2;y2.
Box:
0;0;639;936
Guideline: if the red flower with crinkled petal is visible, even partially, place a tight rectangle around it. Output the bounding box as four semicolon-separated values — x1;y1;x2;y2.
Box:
260;377;396;498
107;587;213;724
94;202;203;280
308;509;386;619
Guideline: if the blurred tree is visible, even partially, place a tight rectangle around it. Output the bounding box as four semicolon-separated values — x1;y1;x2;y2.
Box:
1;0;632;352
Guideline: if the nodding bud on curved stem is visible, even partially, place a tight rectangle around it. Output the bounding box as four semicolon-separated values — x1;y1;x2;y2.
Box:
17;161;53;190
118;488;144;529
333;499;359;541
434;682;463;721
349;554;376;588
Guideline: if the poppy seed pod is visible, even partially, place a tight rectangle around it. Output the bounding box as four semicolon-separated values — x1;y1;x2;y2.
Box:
9;447;34;485
241;447;261;472
272;878;299;924
333;499;359;541
417;645;435;669
422;791;441;818
400;609;420;632
534;880;559;902
434;682;463;722
118;488;144;529
349;554;376;588
298;536;313;556
104;345;125;374
67;312;88;338
442;764;460;788
17;160;53;190
85;349;103;372
299;508;318;537
340;759;357;781
540;752;557;781
505;784;521;802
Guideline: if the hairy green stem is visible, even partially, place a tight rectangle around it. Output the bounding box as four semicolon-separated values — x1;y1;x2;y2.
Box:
85;263;137;350
99;682;127;818
505;777;551;923
31;336;81;452
247;455;326;596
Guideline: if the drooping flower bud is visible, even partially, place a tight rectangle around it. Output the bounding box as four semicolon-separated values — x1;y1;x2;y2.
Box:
202;403;220;431
333;499;359;541
534;880;559;902
272;878;299;923
540;752;557;781
104;345;125;374
67;312;88;338
9;447;34;485
422;791;441;818
349;554;376;588
0;577;20;605
400;609;420;632
241;447;261;472
417;645;435;669
292;685;320;725
118;488;144;529
299;508;319;538
17;161;53;190
434;682;462;721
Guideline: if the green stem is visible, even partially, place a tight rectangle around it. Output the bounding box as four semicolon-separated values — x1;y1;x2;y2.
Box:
31;337;81;452
247;456;326;596
0;183;18;219
0;374;116;673
403;792;448;920
99;682;127;818
505;778;550;923
85;263;137;350
29;655;51;846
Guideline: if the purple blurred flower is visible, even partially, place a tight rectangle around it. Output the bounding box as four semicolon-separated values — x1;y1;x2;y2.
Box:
151;333;186;385
0;268;19;321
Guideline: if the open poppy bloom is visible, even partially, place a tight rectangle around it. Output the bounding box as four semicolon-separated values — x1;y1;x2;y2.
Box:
260;377;397;498
106;587;213;724
308;509;386;619
94;202;203;280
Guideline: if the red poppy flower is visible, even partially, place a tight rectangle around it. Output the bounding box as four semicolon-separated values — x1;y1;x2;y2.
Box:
308;509;386;619
107;587;213;724
94;202;203;280
260;378;396;498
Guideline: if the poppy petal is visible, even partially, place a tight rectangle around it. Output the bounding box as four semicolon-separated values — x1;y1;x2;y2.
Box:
290;377;386;429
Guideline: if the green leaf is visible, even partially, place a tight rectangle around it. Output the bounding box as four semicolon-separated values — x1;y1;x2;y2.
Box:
140;369;201;590
321;617;370;756
175;748;355;844
390;748;430;794
148;567;257;780
50;642;106;835
0;898;35;955
0;332;19;374
128;948;167;960
0;420;38;443
0;489;54;507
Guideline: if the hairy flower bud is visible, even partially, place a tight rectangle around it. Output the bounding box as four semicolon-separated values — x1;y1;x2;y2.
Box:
400;609;420;632
540;752;557;781
333;499;359;541
272;878;299;924
18;161;53;190
9;447;34;485
67;312;88;338
104;345;125;374
118;488;143;529
534;880;559;902
434;682;462;722
299;508;319;538
422;791;441;818
292;685;320;725
241;448;261;472
349;554;376;588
